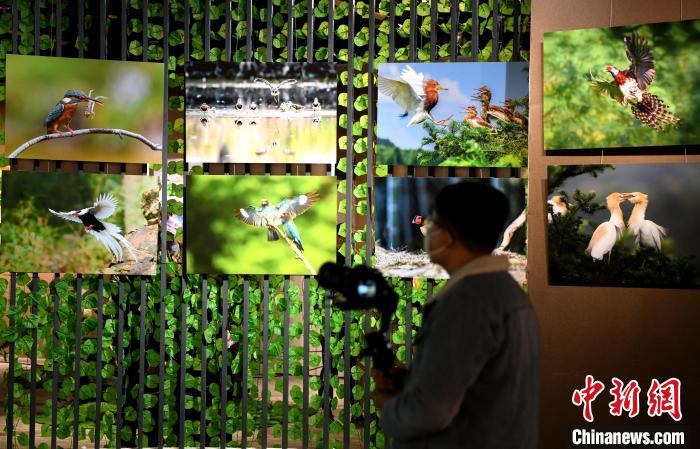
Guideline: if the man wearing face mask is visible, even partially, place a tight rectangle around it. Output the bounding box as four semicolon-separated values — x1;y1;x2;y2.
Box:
371;181;540;449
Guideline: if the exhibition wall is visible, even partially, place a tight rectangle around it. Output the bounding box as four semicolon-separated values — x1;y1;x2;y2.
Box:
530;1;700;446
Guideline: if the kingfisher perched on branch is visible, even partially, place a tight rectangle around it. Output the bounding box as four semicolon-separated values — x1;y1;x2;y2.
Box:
378;65;452;127
235;192;320;247
590;32;679;130
48;193;137;263
45;89;103;136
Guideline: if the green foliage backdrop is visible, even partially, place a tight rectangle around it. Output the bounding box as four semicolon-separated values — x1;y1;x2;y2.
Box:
0;1;530;449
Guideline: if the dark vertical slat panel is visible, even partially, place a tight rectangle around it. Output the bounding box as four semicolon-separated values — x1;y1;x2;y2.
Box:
322;290;331;449
471;0;478;61
51;274;60;449
429;0;437;60
143;0;149;62
11;0;18;53
344;3;356;448
220;279;229;449
491;0;500;61
282;277;290;449
158;2;170;448
78;0;84;58
33;0;39;54
56;0;62;56
179;278;187;449
246;0;253;61
261;277;270;449
99;0;106;58
513;0;522;61
241;279;250;449
29;275;38;449
137;280;147;449
287;0;293;62
184;0;190;61
388;0;395;62
327;0;334;61
427;279;433;302
95;279;104;449
267;0;273;60
307;0;314;62
409;0;416;61
226;0;232;61
451;0;458;61
6;274;16;449
200;278;208;449
116;283;124;449
121;0;127;60
302;277;310;449
73;275;82;449
365;1;376;446
204;0;210;61
404;279;412;367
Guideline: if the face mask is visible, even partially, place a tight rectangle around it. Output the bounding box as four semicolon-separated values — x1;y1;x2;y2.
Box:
424;224;449;261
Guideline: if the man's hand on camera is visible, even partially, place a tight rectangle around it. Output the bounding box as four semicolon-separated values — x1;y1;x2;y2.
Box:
371;366;406;410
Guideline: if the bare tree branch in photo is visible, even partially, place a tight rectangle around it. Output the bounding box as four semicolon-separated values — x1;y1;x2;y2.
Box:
9;128;162;158
498;208;527;251
270;224;318;275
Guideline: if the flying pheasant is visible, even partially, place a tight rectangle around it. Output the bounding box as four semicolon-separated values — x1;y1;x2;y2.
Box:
590;32;679;130
49;193;137;263
378;65;452;127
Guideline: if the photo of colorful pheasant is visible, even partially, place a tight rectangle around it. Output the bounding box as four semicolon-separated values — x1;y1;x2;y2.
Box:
589;32;679;130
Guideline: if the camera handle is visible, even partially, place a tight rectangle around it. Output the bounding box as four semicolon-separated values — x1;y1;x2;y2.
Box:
362;331;405;390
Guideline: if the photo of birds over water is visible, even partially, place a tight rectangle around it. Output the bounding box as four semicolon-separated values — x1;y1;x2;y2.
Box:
185;61;337;164
4;55;164;164
547;164;700;288
377;62;529;168
186;175;336;275
0;172;159;275
544;19;700;151
373;177;527;285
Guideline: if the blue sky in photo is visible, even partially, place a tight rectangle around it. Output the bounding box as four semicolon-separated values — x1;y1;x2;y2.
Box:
377;62;529;151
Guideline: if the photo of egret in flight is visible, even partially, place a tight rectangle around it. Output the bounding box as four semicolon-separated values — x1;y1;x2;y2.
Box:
377;62;529;168
185;61;337;164
547;163;700;288
4;55;164;164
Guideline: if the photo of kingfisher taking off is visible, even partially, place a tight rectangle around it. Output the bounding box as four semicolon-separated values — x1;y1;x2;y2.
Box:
45;89;104;136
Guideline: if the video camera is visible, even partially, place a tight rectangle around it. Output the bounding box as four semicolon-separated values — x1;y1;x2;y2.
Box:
317;262;399;375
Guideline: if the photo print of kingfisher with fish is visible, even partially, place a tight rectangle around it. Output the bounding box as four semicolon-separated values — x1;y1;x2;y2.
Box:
544;19;700;151
4;55;165;164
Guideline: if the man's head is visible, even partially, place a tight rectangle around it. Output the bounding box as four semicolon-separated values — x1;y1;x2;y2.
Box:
425;181;510;273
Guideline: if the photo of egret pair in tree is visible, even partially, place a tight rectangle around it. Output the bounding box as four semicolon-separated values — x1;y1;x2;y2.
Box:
544;19;700;151
185;61;337;164
547;164;700;288
4;55;164;164
0;172;159;275
186;175;336;275
373;177;527;285
376;62;529;168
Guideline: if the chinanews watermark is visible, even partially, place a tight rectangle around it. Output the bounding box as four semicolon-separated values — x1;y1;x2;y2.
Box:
567;376;697;448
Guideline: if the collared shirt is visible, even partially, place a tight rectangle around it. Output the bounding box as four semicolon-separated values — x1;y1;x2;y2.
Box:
380;255;540;449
